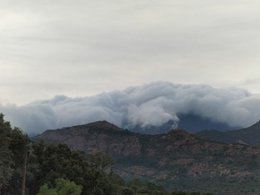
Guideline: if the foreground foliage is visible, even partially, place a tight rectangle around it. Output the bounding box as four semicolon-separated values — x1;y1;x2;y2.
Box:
37;178;82;195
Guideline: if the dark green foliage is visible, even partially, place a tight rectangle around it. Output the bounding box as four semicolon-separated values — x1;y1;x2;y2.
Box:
127;178;169;195
0;114;14;192
28;143;118;195
0;114;31;194
37;178;82;195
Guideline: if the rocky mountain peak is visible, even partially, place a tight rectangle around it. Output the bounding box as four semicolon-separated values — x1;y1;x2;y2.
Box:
81;120;122;131
167;128;193;138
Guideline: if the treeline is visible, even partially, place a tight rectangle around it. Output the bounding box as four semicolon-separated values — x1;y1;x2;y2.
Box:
0;114;211;195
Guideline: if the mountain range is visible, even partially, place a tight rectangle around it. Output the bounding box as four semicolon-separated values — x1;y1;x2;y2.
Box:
35;121;260;194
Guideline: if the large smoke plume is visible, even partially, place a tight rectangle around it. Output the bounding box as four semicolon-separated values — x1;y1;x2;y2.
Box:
1;82;260;134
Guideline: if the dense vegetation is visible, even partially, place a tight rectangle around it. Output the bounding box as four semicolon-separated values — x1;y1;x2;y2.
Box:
0;114;211;195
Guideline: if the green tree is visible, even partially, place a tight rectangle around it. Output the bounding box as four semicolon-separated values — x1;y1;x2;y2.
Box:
0;114;14;193
37;184;58;195
9;127;30;195
37;178;82;195
0;113;31;195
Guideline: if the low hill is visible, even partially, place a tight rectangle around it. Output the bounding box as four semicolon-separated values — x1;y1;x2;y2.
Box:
197;121;260;146
36;121;260;195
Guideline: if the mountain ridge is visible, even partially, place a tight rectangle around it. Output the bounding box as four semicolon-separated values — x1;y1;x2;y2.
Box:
36;121;260;194
197;120;260;146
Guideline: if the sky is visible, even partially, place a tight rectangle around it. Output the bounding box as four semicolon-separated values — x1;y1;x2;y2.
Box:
1;0;260;105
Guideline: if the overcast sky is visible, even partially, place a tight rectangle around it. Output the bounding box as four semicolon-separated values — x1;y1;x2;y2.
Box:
1;0;260;105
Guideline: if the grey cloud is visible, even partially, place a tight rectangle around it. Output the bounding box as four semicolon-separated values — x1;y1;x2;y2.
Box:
1;82;260;135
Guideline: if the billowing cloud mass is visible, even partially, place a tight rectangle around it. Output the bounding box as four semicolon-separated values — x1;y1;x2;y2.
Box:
1;82;260;135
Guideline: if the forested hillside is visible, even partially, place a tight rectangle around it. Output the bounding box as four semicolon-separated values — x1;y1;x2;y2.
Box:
0;114;211;195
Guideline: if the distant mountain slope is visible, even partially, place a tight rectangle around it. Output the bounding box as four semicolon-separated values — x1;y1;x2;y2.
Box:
36;121;260;195
197;121;260;146
127;114;236;134
178;114;236;132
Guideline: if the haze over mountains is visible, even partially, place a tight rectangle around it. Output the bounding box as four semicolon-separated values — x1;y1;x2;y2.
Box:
2;82;260;135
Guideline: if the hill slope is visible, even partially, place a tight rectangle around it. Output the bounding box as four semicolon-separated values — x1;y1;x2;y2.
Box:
36;121;260;195
197;121;260;146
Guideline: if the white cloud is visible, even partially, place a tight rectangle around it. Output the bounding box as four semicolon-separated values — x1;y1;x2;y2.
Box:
1;82;260;134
